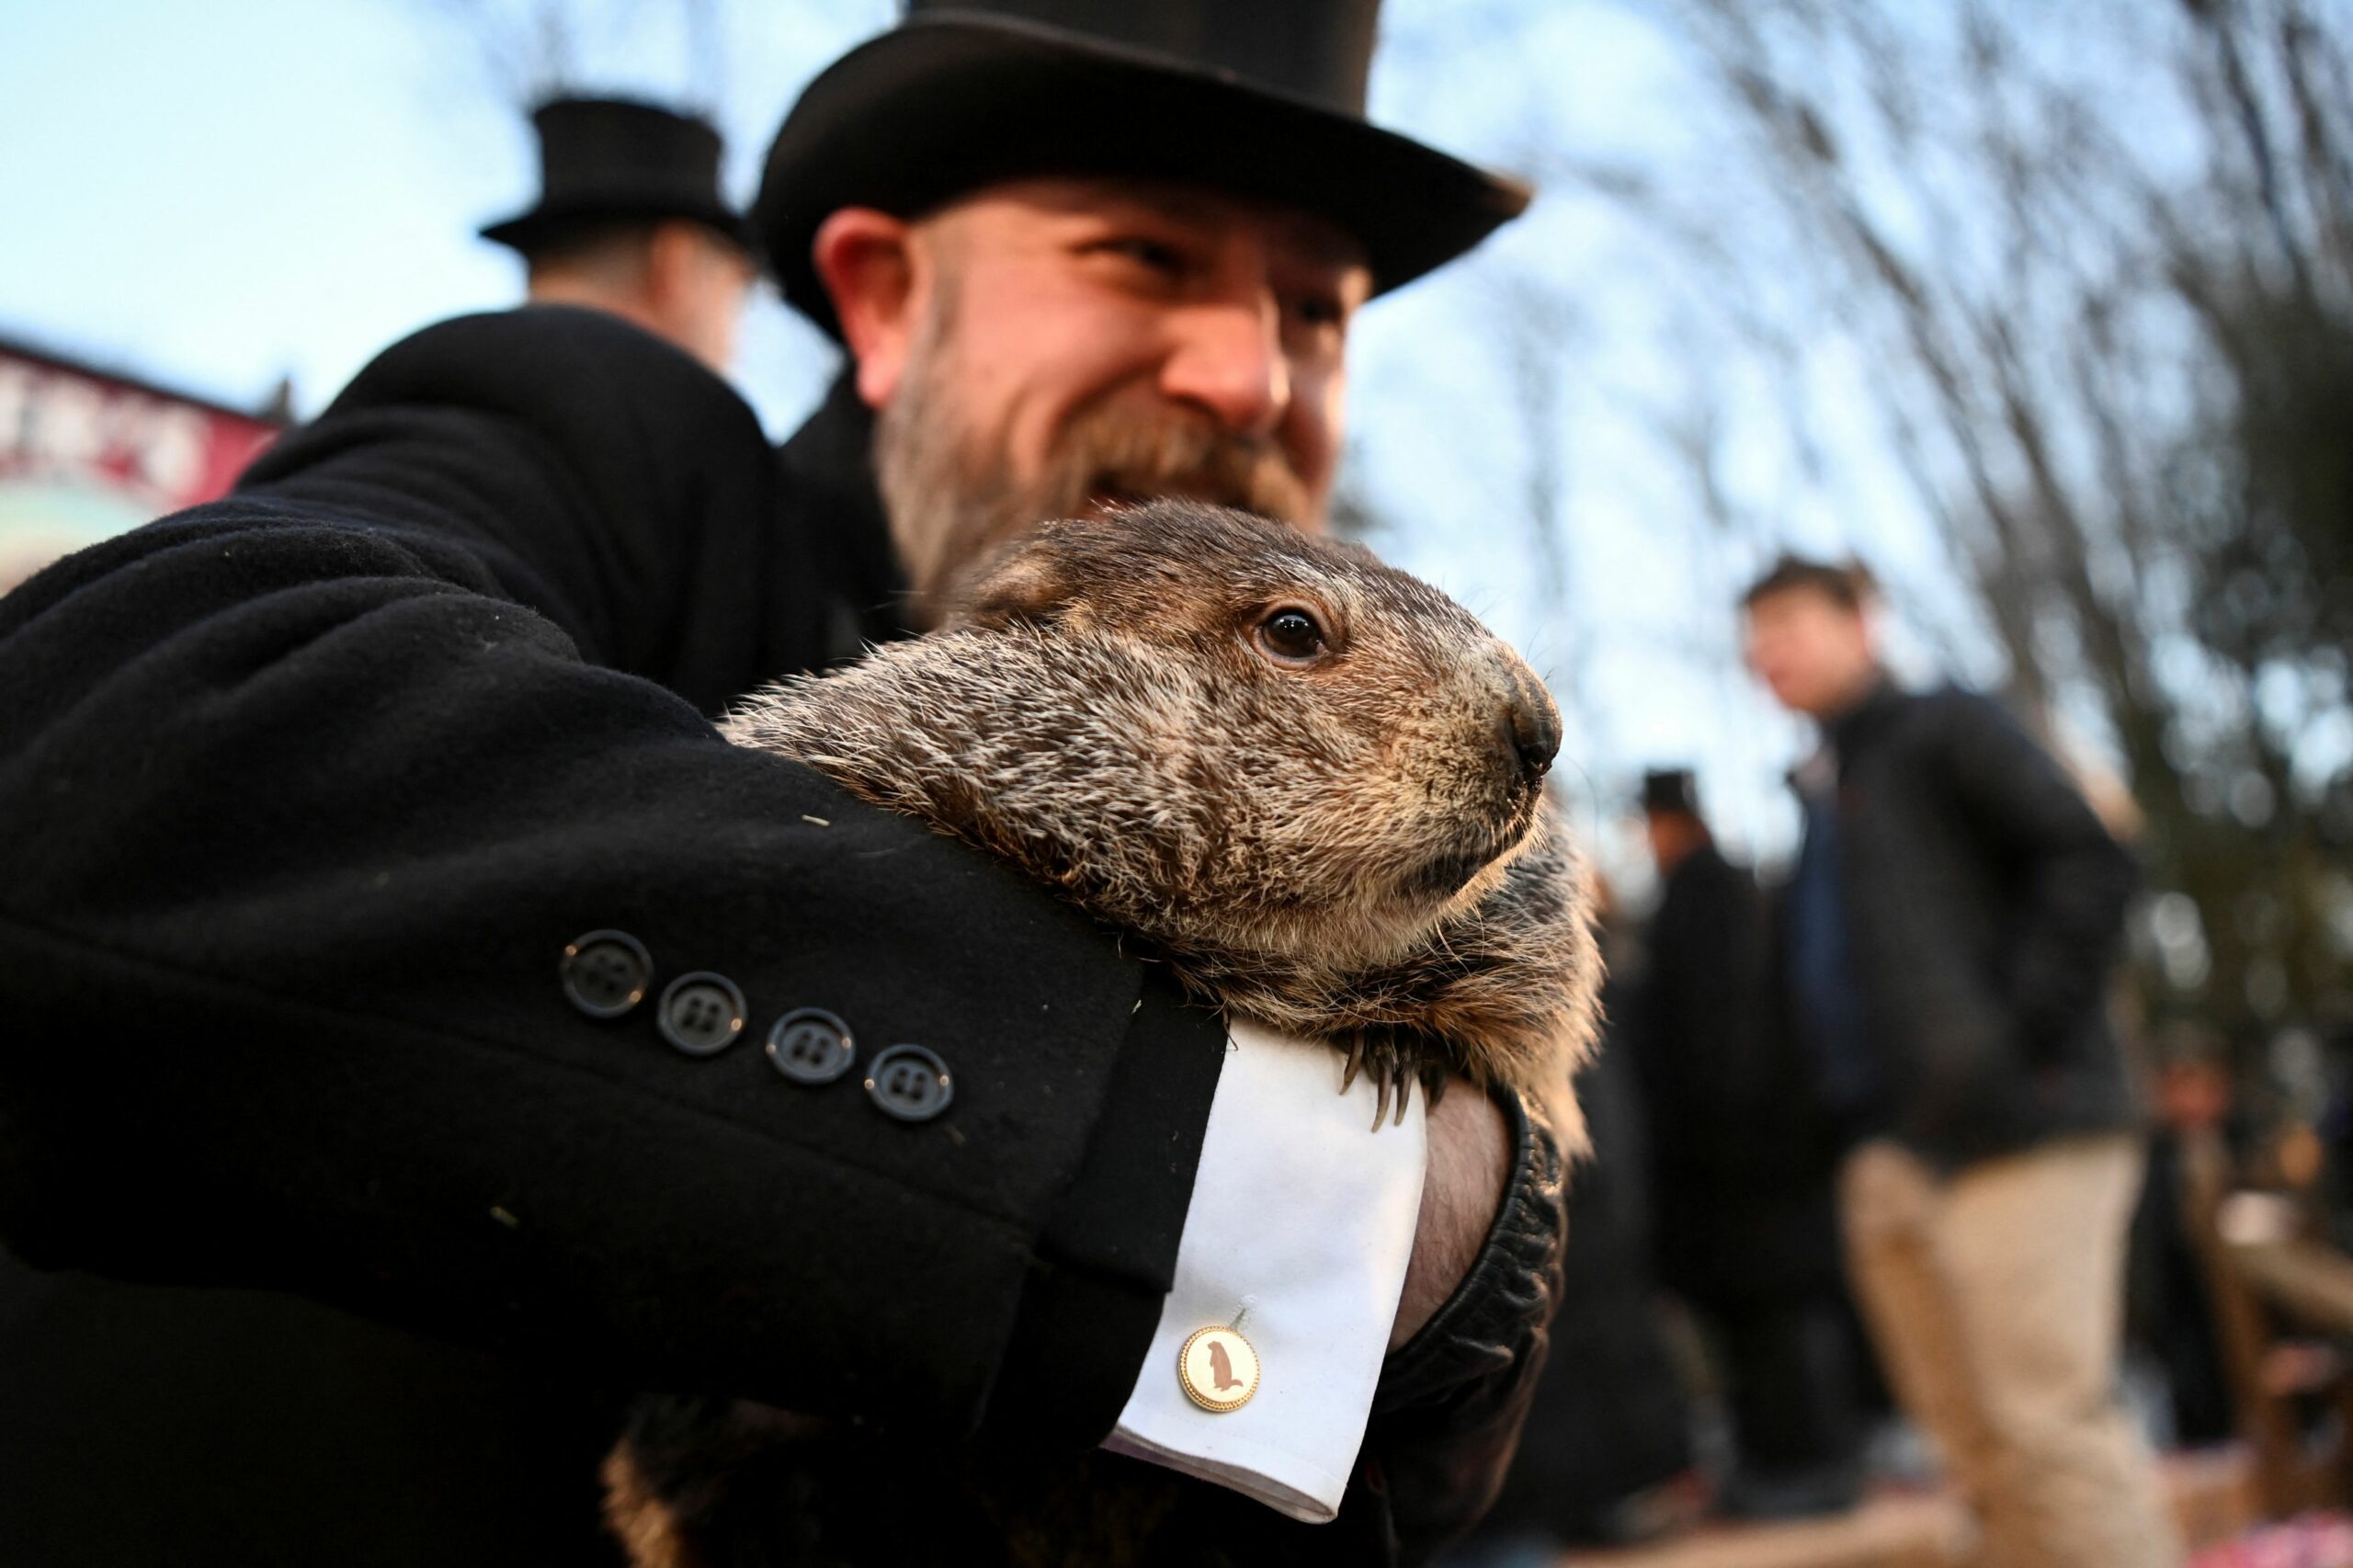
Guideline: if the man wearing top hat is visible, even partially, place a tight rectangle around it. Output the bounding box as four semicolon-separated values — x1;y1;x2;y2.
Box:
0;4;1560;1563
1625;769;1867;1520
482;96;762;375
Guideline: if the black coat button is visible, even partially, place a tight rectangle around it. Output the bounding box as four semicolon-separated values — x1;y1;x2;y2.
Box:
561;930;651;1018
657;971;747;1057
767;1008;856;1085
866;1044;953;1123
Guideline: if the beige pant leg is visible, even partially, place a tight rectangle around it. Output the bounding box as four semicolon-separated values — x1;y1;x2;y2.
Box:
1839;1141;2010;1521
1938;1134;2183;1568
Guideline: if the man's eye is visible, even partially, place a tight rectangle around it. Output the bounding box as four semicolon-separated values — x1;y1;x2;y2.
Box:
1098;237;1187;274
1291;294;1346;329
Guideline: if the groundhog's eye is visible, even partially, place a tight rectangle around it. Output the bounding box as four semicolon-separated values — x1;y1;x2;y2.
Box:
1253;607;1330;666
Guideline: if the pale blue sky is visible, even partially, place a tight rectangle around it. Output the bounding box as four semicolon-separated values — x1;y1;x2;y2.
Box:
0;0;870;424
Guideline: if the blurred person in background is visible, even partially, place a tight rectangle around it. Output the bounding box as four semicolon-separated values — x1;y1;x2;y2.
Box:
0;4;1560;1564
1744;554;2180;1567
2128;1025;2241;1449
1626;767;1866;1520
482;97;760;375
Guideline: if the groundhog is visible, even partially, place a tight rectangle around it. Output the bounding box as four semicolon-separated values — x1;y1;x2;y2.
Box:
604;500;1599;1568
728;500;1596;1119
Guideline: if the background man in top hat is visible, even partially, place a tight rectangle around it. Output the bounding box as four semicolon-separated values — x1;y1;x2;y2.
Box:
482;96;761;375
0;3;1563;1565
1625;768;1866;1520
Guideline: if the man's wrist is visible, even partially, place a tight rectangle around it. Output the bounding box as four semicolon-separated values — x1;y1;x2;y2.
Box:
1390;1081;1510;1349
1351;1090;1569;1560
1378;1087;1565;1409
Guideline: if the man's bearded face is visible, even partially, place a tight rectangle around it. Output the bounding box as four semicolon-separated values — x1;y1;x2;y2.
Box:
876;284;1314;622
860;177;1370;625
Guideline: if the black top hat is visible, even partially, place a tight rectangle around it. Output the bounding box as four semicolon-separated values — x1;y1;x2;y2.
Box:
1640;768;1704;818
755;0;1533;337
481;97;758;258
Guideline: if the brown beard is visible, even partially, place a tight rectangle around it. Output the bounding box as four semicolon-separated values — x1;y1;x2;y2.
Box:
874;312;1313;626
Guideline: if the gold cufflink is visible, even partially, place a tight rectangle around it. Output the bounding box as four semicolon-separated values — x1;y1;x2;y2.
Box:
1177;1324;1259;1413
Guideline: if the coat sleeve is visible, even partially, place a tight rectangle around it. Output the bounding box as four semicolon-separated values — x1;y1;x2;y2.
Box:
0;308;1222;1447
1929;689;2140;1050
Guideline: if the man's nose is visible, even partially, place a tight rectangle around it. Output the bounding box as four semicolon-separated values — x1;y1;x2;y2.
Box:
1159;297;1290;439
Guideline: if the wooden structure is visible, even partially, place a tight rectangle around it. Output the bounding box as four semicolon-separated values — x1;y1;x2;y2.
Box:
2178;1129;2353;1516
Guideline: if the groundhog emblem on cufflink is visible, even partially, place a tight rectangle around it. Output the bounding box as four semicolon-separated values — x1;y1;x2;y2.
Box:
1180;1325;1259;1412
604;500;1599;1568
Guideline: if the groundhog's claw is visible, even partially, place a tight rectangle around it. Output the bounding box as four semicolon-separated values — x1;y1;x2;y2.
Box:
1338;1029;1428;1131
1371;1058;1417;1130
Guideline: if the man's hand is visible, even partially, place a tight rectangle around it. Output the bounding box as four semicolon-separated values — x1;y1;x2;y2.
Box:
1390;1081;1509;1349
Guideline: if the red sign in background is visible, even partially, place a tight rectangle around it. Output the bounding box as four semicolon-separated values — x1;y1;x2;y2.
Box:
0;337;282;592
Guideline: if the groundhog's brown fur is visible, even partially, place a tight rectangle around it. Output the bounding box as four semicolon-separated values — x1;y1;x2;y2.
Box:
726;500;1597;1120
606;500;1599;1568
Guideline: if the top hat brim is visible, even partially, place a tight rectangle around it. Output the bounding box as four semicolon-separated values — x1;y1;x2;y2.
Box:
481;193;761;260
756;15;1532;338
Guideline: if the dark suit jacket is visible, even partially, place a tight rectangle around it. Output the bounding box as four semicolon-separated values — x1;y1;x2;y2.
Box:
0;308;1560;1565
0;309;1227;1562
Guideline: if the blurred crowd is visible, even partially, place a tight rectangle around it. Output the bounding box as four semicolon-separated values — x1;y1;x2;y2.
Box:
1456;562;2353;1565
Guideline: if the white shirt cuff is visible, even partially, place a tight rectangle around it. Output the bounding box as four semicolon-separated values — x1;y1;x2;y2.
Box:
1101;1017;1427;1523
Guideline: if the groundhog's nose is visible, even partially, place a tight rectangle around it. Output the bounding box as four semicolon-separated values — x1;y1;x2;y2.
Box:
1495;677;1561;786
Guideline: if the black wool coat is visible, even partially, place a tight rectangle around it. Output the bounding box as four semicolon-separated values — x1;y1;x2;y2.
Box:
0;308;1558;1565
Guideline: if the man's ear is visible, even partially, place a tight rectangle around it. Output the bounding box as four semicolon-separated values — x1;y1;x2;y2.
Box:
812;207;921;409
642;222;704;321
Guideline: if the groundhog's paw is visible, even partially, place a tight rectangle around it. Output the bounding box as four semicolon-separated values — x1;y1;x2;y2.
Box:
1337;1024;1452;1131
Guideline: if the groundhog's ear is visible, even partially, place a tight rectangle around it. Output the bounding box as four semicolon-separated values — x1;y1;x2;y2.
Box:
947;549;1085;632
